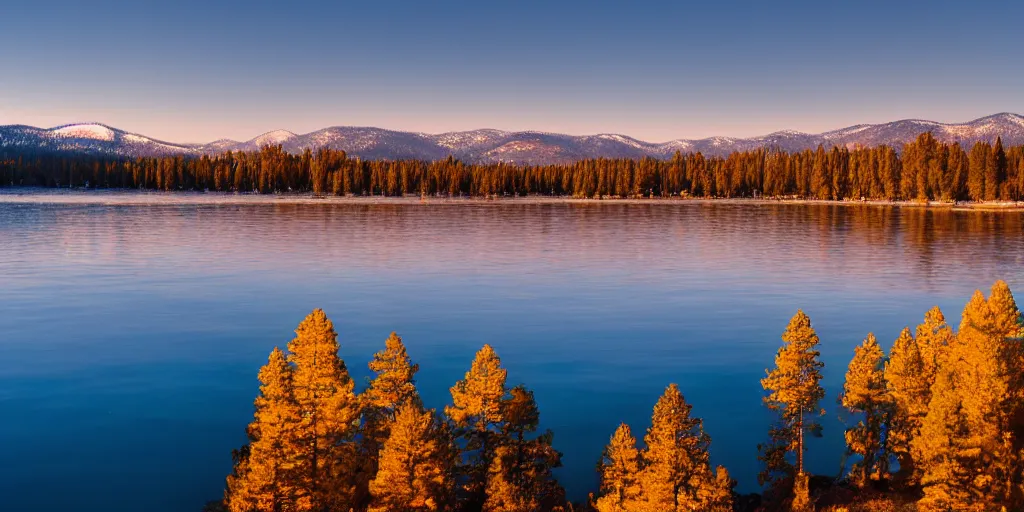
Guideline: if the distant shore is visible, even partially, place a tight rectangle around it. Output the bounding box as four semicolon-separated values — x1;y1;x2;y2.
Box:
1;188;1022;210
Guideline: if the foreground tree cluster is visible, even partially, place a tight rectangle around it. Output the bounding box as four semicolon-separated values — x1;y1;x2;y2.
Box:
221;310;731;512
6;133;1024;201
219;280;1022;512
756;281;1024;512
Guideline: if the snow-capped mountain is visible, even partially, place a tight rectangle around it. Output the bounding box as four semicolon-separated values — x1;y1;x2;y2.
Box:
0;123;202;157
3;114;1024;164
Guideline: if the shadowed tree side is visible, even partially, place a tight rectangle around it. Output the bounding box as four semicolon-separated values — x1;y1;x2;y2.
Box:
483;385;565;512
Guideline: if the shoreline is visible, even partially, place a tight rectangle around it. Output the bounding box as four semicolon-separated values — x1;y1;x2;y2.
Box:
1;188;1022;210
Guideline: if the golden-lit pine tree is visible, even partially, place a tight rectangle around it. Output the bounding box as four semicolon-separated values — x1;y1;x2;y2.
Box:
916;288;1017;509
225;347;306;512
987;280;1024;501
761;310;825;478
915;306;954;377
840;333;890;487
367;402;455;512
886;307;953;487
636;383;724;511
593;423;642;512
482;385;565;512
696;466;736;512
985;280;1023;505
359;332;422;507
483;440;564;512
364;332;421;418
987;281;1022;342
886;327;930;484
988;282;1023;411
446;344;508;510
286;309;359;511
914;362;973;511
957;289;1014;503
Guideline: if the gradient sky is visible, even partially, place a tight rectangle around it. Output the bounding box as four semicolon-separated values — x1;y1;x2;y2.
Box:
3;0;1023;143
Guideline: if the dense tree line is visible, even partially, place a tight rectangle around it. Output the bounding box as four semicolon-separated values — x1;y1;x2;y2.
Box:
5;133;1024;201
216;280;1022;511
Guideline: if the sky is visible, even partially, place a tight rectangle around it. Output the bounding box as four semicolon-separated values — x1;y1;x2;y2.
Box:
2;0;1023;143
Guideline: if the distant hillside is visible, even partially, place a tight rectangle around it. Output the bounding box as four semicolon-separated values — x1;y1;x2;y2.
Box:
3;113;1024;164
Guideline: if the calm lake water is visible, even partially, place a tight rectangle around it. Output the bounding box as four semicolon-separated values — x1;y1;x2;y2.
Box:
1;192;1023;511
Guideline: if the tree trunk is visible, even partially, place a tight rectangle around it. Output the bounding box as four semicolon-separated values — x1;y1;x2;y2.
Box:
797;404;804;476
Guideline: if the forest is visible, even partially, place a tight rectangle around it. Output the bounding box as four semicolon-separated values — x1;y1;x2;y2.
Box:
4;133;1024;202
211;280;1023;512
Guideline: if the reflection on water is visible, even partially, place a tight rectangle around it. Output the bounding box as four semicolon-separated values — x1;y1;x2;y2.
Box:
0;200;1022;511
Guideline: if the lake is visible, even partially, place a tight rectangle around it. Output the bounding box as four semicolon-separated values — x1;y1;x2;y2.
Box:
1;191;1022;511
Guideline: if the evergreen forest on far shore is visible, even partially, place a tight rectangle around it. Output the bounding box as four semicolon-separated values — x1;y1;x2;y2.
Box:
210;280;1024;512
4;133;1024;203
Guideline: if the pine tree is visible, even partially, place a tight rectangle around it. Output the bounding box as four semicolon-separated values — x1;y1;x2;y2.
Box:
226;348;306;512
987;137;1007;200
359;332;423;508
841;333;890;486
987;280;1022;341
957;290;1014;503
916;288;1016;509
446;344;509;510
968;143;989;201
761;310;825;478
887;327;930;484
697;466;736;512
914;362;973;511
985;280;1023;504
988;281;1024;455
594;424;642;512
915;306;954;378
368;402;455;512
286;309;359;511
482;385;565;512
636;383;723;511
365;332;421;416
888;307;955;487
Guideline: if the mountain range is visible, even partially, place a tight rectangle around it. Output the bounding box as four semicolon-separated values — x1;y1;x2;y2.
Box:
3;113;1024;165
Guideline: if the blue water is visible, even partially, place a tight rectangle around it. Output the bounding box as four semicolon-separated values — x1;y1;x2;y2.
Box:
1;194;1022;511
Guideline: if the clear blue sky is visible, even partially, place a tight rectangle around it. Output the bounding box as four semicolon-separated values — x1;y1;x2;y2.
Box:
2;0;1022;143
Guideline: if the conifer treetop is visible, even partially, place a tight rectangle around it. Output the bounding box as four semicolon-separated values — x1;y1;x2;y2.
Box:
446;344;508;430
365;331;420;410
988;280;1022;340
762;310;825;416
594;422;642;512
841;333;887;412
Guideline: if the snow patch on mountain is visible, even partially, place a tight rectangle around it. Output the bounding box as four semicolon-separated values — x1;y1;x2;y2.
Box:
251;130;297;146
52;124;116;141
433;129;509;149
